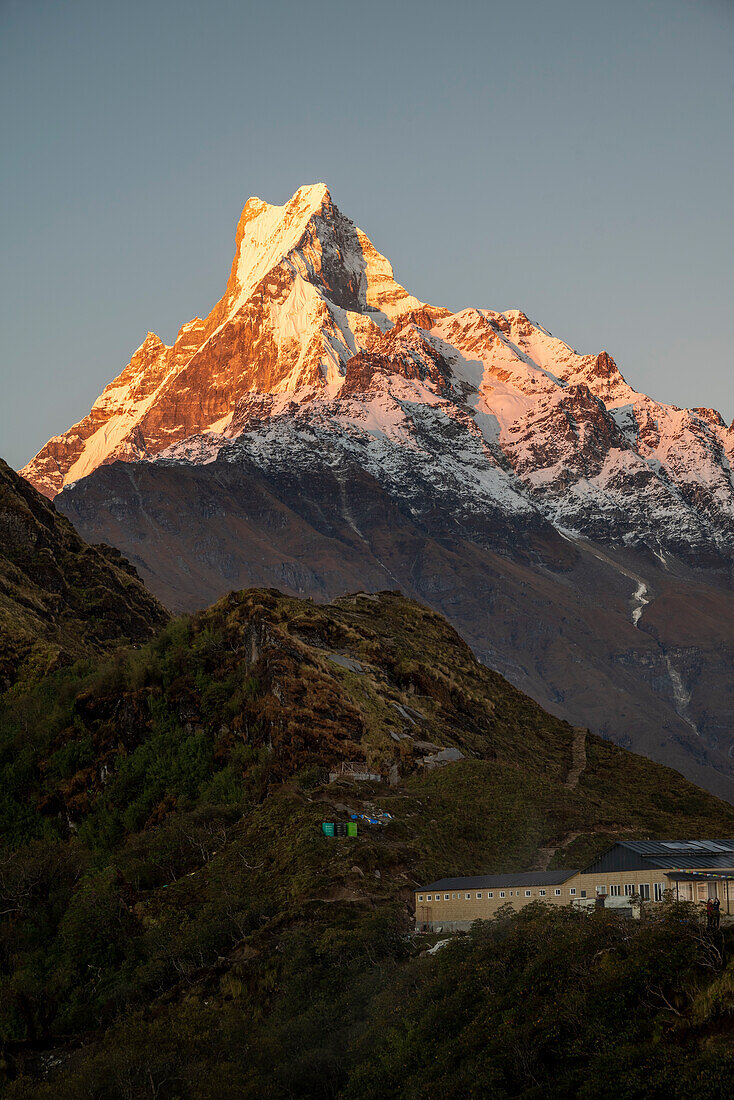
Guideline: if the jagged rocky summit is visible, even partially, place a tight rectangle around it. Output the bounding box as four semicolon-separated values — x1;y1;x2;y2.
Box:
19;184;734;801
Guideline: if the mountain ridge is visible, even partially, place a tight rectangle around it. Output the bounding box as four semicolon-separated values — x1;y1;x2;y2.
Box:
57;447;734;802
21;185;734;563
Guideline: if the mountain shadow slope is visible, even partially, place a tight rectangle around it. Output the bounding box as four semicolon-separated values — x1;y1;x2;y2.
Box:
0;457;167;691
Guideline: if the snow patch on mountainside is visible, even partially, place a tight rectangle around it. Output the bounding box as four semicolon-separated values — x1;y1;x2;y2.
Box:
631;581;649;626
664;655;700;738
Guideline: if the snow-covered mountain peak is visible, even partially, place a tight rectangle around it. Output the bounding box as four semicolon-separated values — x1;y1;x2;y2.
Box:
226;183;335;312
693;407;729;430
221;181;422;329
20;184;734;558
237;182;332;229
21;184;431;495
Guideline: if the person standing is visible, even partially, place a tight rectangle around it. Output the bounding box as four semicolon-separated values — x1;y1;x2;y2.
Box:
713;896;721;930
706;897;714;931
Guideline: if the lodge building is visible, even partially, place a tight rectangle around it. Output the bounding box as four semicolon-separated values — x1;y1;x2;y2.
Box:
415;840;734;931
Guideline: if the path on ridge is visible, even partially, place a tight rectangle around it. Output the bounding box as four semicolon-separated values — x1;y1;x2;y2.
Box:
565;727;587;790
531;728;589;871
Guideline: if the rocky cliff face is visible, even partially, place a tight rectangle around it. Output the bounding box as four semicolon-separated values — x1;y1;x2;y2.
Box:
21;183;734;798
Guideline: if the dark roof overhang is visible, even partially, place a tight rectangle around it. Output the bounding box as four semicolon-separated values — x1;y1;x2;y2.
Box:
418;870;578;891
666;870;734;882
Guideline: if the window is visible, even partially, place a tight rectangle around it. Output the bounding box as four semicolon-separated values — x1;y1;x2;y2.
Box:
653;882;665;902
499;891;506;898
570;888;576;896
609;884;621;897
525;890;532;897
444;894;450;901
539;889;546;896
595;885;607;896
639;884;650;900
488;892;494;898
555;889;561;896
452;893;457;900
418;895;424;902
476;893;482;899
580;890;587;898
426;895;432;901
465;893;471;899
624;884;635;897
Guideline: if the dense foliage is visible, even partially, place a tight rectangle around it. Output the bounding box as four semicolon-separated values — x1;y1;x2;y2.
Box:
348;902;734;1098
3;589;734;1095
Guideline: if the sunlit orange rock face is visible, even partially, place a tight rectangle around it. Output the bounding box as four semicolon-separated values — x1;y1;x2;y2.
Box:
21;184;424;498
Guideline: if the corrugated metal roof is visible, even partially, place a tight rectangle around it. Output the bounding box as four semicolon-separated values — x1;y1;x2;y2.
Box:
419;870;577;891
621;840;734;856
651;853;734;869
582;840;734;875
620;841;734;871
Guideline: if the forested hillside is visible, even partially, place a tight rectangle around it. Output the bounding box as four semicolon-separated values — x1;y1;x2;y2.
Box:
3;589;734;1096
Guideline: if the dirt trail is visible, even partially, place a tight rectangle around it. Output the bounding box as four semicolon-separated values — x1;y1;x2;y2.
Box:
565;727;587;790
532;830;585;872
531;729;589;871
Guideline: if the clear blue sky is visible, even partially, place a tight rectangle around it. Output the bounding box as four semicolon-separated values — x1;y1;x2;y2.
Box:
2;0;733;469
